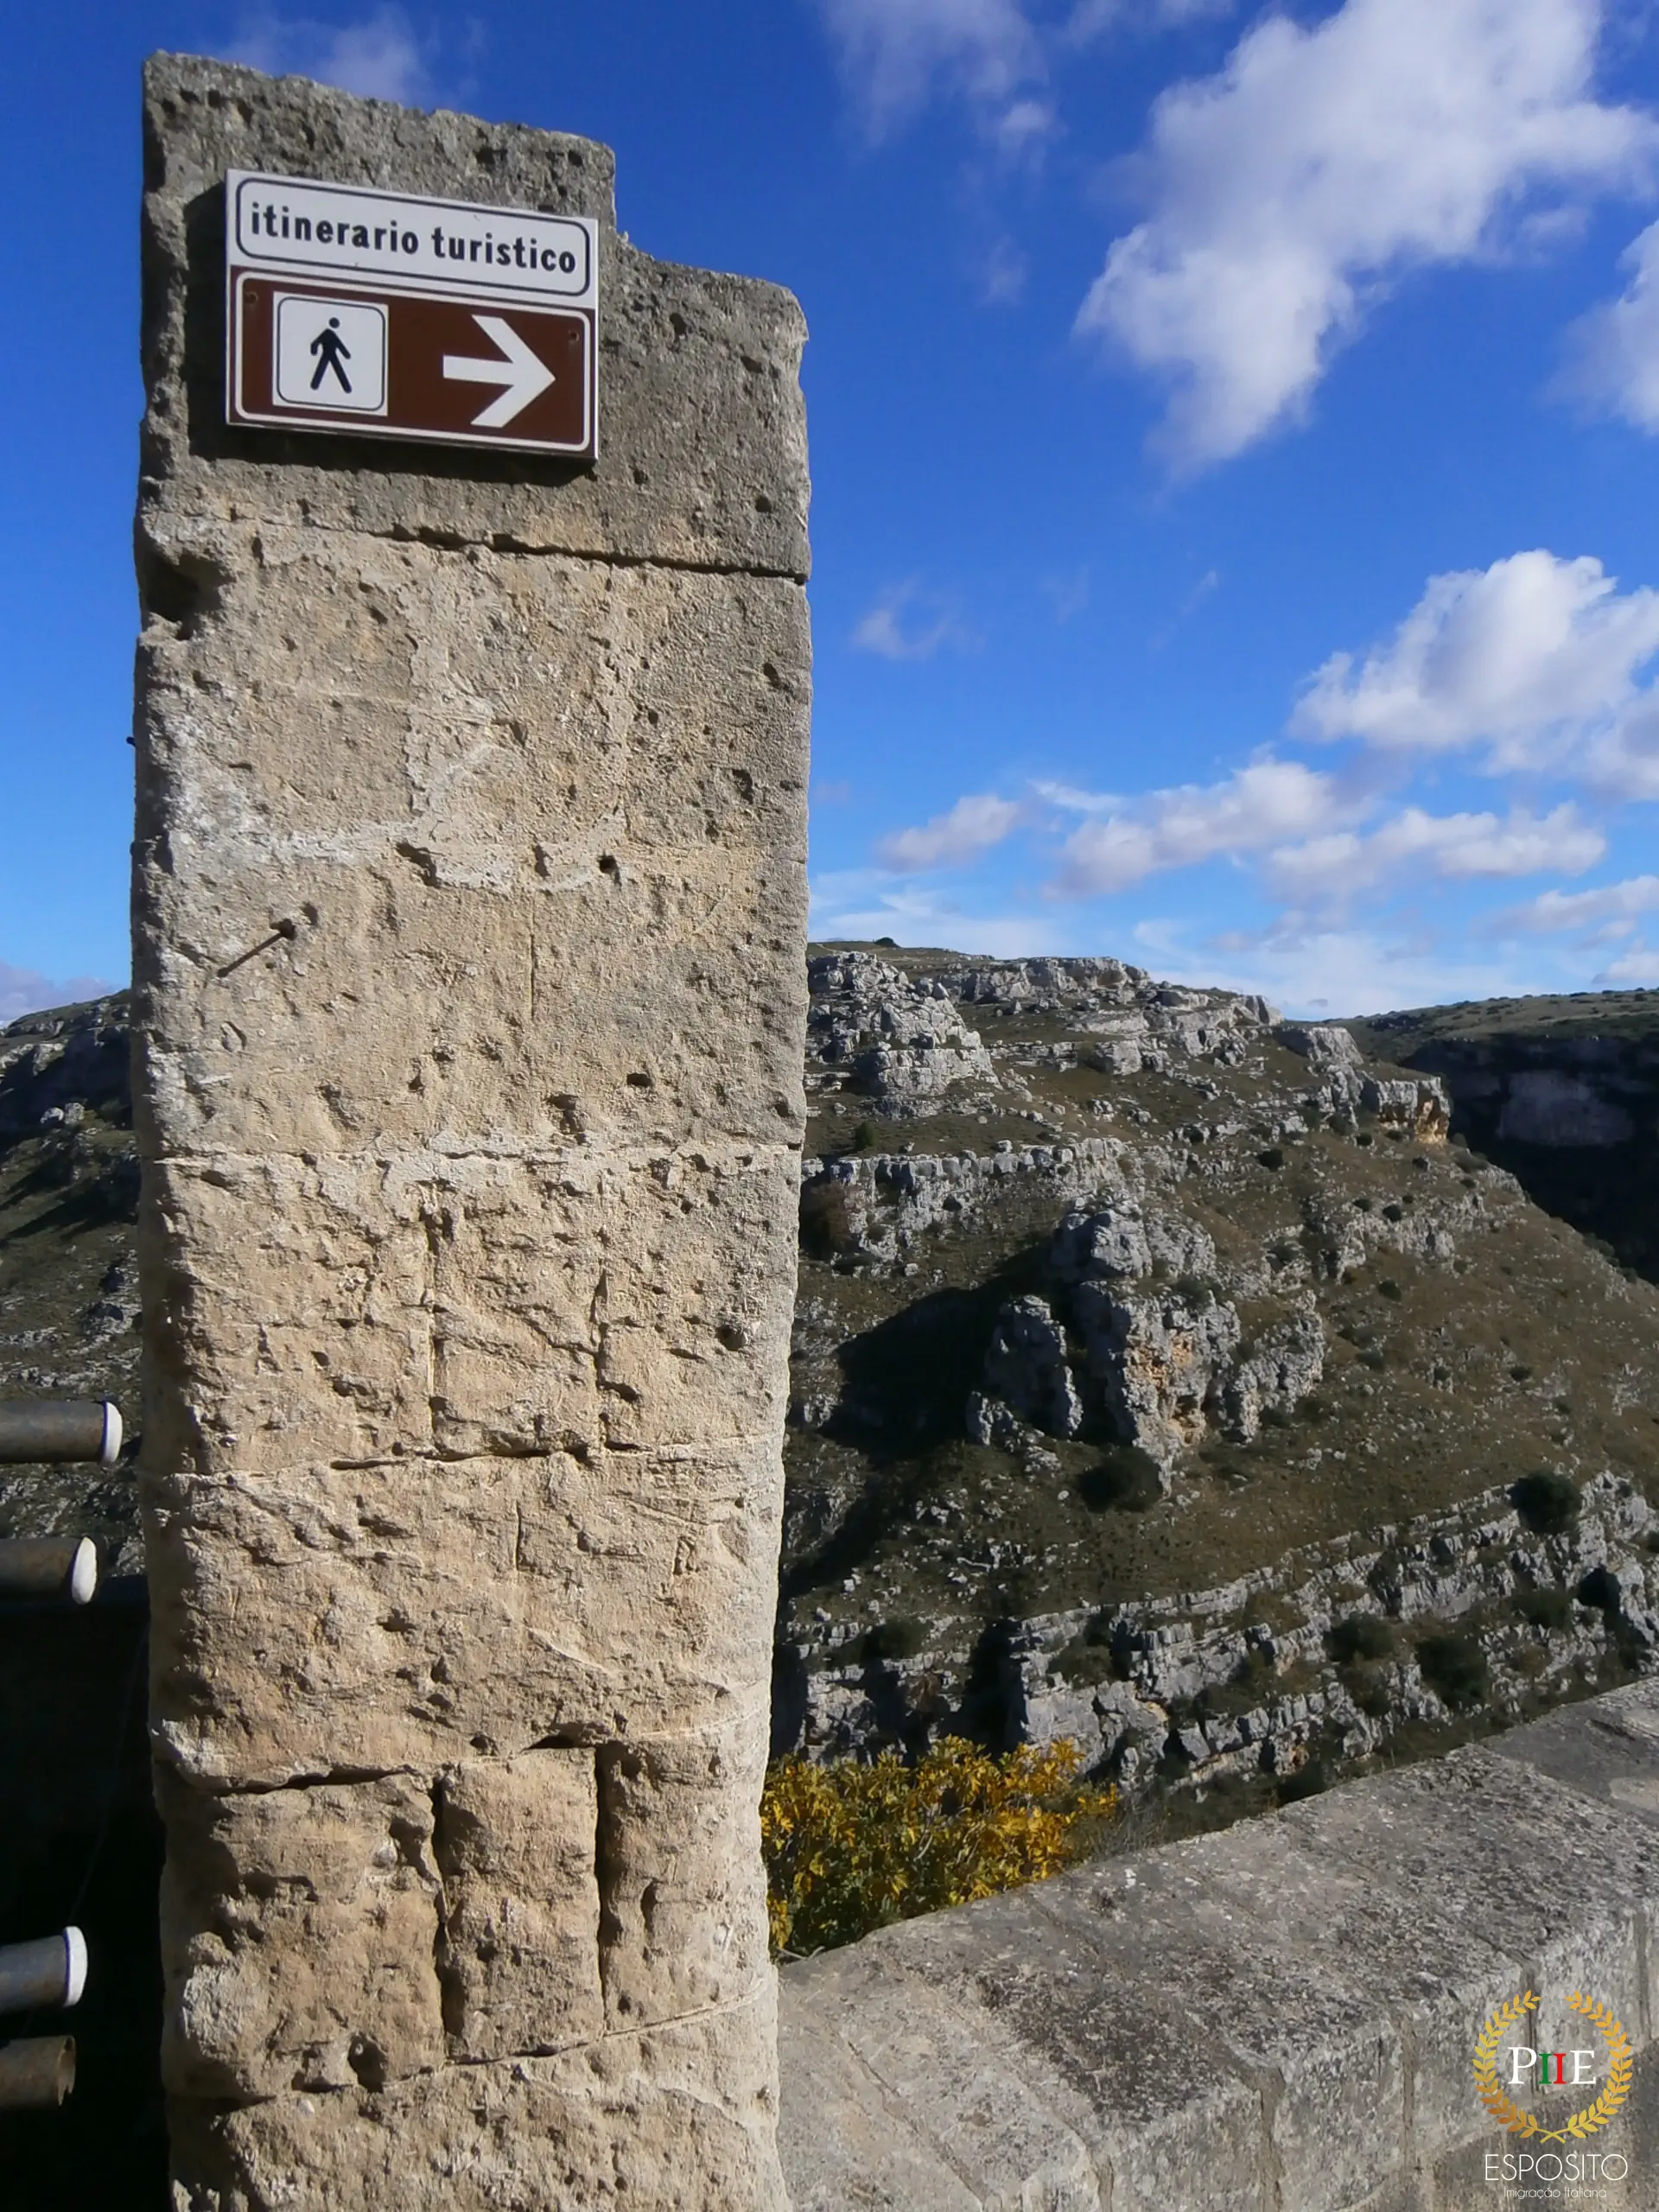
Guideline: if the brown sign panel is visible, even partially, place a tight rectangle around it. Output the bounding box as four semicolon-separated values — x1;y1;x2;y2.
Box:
227;271;595;458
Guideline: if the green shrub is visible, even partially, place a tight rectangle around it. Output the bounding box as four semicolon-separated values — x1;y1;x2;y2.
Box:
1328;1612;1393;1663
854;1617;928;1663
1277;1757;1332;1804
1514;1587;1571;1631
1417;1630;1490;1710
1576;1566;1622;1616
1079;1447;1165;1512
1511;1469;1580;1535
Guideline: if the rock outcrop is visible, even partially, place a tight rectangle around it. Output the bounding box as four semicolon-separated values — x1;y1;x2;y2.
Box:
780;945;1659;1816
806;952;994;1109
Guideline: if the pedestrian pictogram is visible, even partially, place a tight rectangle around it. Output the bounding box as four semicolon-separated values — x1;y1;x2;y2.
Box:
226;170;597;457
273;296;387;413
311;321;350;391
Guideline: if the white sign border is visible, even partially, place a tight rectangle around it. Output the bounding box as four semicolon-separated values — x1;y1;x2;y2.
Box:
228;168;599;309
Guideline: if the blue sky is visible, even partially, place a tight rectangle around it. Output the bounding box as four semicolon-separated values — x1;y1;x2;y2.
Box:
4;0;1659;1021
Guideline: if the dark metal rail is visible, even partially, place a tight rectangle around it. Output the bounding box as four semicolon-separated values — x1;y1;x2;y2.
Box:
0;2037;76;2110
0;1930;86;2017
0;1399;123;1467
0;1537;98;1605
0;1402;118;2120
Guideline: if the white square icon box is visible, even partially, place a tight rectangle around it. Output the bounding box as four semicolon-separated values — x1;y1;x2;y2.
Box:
273;294;388;413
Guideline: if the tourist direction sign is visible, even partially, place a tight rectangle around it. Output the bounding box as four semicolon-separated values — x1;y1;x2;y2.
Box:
225;170;597;457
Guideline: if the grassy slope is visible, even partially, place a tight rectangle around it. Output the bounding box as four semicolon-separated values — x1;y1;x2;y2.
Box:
783;953;1659;1659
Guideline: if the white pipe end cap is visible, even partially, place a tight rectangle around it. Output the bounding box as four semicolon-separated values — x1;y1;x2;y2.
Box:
63;1927;87;2009
98;1402;123;1468
67;1538;98;1606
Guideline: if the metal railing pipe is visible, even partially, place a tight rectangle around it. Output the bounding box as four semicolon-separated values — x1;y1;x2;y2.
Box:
0;2037;76;2109
0;1400;123;1467
0;1537;99;1605
0;1930;86;2016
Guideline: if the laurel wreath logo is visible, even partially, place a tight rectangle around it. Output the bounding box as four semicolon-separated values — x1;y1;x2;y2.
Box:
1473;1988;1634;2142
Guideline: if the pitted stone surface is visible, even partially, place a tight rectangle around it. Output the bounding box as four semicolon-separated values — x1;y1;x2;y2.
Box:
139;60;809;576
434;1750;604;2063
137;51;806;2210
169;1984;785;2212
780;1680;1659;2210
158;1770;446;2100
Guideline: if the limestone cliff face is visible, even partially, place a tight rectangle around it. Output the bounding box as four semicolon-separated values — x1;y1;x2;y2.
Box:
1351;993;1659;1276
779;949;1659;1808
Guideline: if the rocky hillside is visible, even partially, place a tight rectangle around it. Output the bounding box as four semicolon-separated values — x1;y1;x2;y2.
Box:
0;995;141;1568
1350;989;1659;1286
5;964;1659;1829
777;949;1659;1818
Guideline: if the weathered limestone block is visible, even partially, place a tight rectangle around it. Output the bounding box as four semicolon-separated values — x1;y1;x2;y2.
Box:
147;1452;779;1783
597;1710;772;2031
1073;1282;1241;1460
1219;1296;1325;1442
435;1751;604;2061
133;536;809;1160
140;1143;798;1473
136;856;807;1162
1362;1071;1452;1141
136;525;810;845
158;1773;445;2099
138;51;804;2209
168;1984;784;2212
139;64;808;575
981;1293;1084;1440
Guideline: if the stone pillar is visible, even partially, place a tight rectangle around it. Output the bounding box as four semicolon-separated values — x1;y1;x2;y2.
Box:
131;54;808;2209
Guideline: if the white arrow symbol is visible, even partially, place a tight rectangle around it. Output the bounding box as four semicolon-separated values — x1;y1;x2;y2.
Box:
441;315;555;429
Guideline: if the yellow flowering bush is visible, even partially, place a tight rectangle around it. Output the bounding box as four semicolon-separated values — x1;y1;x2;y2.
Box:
761;1735;1116;1956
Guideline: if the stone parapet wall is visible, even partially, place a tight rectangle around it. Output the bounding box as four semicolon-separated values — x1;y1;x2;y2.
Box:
780;1679;1659;2209
133;54;807;2209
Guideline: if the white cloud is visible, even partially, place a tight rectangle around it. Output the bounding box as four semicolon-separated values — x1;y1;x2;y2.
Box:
851;581;974;660
1032;777;1122;813
809;869;1064;956
1268;803;1604;902
1593;944;1659;984
820;0;1045;138
1131;917;1530;1018
877;793;1026;869
1560;218;1659;430
995;98;1056;154
1040;568;1090;623
1066;0;1240;38
1295;550;1659;785
1076;0;1657;468
1149;565;1220;651
1049;758;1346;896
0;961;117;1027
232;8;429;104
1497;873;1659;933
978;237;1030;304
